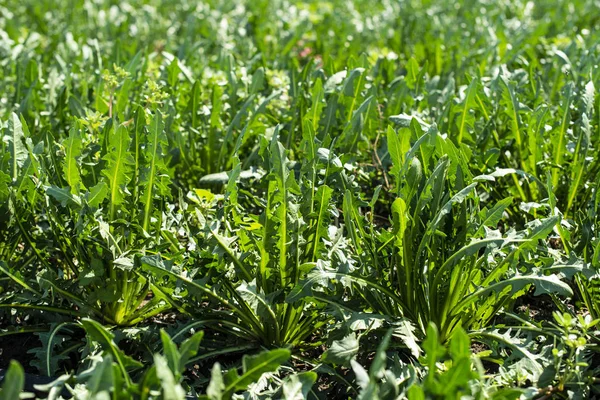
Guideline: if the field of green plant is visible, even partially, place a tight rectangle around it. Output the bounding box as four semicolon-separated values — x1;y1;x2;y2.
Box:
1;0;600;398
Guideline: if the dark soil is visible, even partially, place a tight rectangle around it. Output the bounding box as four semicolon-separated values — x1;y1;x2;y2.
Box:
513;293;571;323
0;332;39;372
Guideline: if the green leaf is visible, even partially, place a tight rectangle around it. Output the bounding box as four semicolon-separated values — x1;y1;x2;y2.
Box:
62;126;83;194
369;329;393;378
268;128;298;286
392;319;421;359
309;78;325;131
551;82;574;189
116;78;133;117
46;185;82;207
43;322;74;377
351;360;371;392
140;110;167;231
190;81;201;128
405;57;420;90
86;182;108;208
311;184;333;261
456;77;478;144
341;95;374;151
566;111;591;216
499;74;523;150
177;331;204;374
526;216;559;242
85;355;114;396
0;170;10;201
249;67;265;94
429;182;478;230
448;328;471;360
342;68;365;97
160;330;181;378
391;198;408;243
582;80;595;116
454;274;573;315
206;363;225;400
80;318;142;386
222;349;291;398
407;384;425;400
167;58;180;88
282;372;317;400
3;113;28;182
102;123;134;219
211;229;253;282
322;333;359;366
154;354;186;400
0;361;25;400
387;125;409;181
477;197;512;235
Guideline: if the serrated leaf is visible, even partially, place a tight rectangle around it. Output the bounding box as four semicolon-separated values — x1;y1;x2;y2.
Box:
102;123;134;218
222;349;290;397
455;274;572;314
391;198;407;242
583;80;595;116
322;333;359;366
282;372;317;400
456;77;478;144
551;82;573;189
84;355;114;396
46;185;82;207
0;170;11;201
499;74;523;150
80;318;143;376
393;319;421;358
476;197;512;235
3;113;28;181
155;354;186;400
113;256;134;271
324;70;347;92
206;363;224;400
387;125;407;181
87;182;108;208
62;126;83;194
140;111;168;231
310;184;333;261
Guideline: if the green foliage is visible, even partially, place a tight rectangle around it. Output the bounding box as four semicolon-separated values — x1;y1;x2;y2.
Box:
203;349;291;400
2;0;600;398
0;361;25;400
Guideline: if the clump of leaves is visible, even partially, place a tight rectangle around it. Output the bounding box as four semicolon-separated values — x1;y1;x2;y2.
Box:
0;108;181;326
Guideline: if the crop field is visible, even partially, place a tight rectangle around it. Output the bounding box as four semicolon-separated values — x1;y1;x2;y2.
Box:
1;0;600;398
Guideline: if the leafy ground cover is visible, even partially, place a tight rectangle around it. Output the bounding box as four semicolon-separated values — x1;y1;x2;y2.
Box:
1;0;600;398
